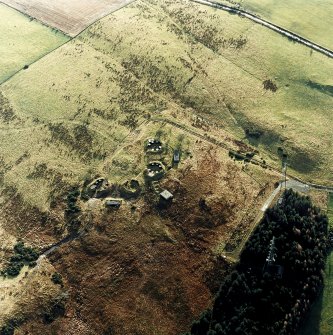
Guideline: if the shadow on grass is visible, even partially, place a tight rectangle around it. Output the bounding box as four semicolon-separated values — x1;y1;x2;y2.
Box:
306;81;333;97
298;251;333;335
287;149;320;174
297;289;323;335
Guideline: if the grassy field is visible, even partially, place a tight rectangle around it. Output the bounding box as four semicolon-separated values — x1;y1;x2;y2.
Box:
0;260;62;327
0;3;69;84
0;118;279;334
316;194;333;335
0;0;332;332
298;194;333;335
321;195;333;334
221;0;333;50
0;0;332;213
320;252;333;335
298;251;333;335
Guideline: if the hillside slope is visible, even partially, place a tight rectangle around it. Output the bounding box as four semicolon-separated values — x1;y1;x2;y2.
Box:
1;0;332;197
0;3;68;83
0;0;332;333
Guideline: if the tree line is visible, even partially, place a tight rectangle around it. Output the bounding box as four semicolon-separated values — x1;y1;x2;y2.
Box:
185;189;329;335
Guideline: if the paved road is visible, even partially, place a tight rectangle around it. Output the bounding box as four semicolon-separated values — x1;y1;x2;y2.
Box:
261;184;282;212
260;178;326;212
191;0;333;58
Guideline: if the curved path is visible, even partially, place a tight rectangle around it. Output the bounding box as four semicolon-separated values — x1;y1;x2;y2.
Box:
191;0;333;58
35;116;332;263
152;117;333;190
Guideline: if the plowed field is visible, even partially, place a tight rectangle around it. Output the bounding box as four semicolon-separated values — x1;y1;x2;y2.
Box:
0;0;135;36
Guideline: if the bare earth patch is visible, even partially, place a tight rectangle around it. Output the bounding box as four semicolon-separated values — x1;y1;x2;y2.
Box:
0;0;136;36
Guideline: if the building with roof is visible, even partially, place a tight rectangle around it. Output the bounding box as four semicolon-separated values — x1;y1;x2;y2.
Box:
173;150;180;164
105;199;122;209
159;190;174;207
160;190;173;201
263;263;284;279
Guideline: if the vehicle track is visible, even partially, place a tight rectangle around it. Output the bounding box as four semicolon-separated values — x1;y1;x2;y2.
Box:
36;117;333;263
191;0;333;58
152;117;333;191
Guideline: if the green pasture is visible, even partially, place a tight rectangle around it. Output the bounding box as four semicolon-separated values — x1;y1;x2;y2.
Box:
0;3;69;84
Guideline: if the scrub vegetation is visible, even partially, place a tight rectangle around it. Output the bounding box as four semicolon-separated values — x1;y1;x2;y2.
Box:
0;0;332;333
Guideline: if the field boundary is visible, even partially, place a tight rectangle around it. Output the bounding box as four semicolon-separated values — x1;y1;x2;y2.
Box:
191;0;333;58
0;39;70;86
0;0;137;86
70;0;137;39
0;1;69;36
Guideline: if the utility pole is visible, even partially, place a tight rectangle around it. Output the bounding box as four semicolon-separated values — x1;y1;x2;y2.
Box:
284;161;287;190
279;160;285;192
280;155;287;191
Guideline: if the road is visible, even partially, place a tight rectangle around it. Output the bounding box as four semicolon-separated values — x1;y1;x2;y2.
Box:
261;184;282;212
261;176;333;213
35;116;332;264
36;233;80;267
191;0;333;58
224;177;330;260
152;117;333;191
261;179;311;212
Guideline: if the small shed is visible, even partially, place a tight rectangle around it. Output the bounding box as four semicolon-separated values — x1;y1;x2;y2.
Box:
173;150;180;164
264;264;284;279
90;178;105;190
160;190;173;202
105;199;121;209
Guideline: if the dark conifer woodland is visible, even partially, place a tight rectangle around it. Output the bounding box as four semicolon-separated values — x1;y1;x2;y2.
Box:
187;189;329;335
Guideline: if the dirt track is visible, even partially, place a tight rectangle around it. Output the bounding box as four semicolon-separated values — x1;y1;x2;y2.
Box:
0;0;136;36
